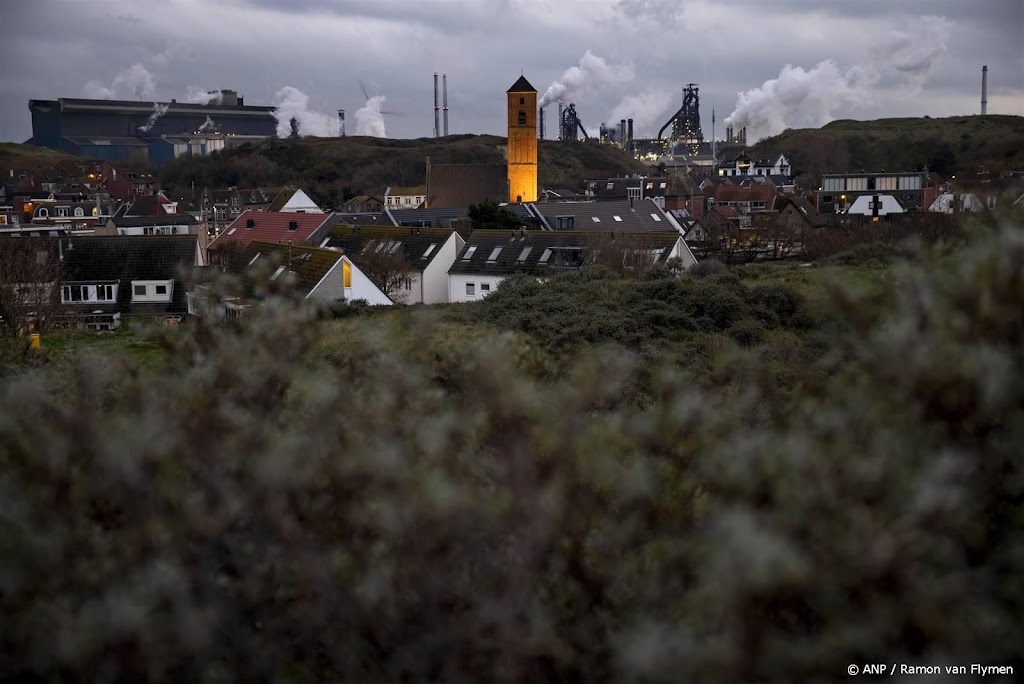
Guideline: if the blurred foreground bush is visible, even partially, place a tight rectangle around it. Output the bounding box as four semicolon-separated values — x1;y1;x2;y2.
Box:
1;228;1022;682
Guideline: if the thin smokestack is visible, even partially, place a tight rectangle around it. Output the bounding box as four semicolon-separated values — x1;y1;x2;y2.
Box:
539;106;545;140
620;119;626;145
981;65;988;116
338;109;345;137
627;118;633;142
442;73;449;136
433;72;440;138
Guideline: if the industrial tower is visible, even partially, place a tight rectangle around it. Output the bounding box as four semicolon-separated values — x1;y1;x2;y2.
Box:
658;84;704;155
506;75;538;203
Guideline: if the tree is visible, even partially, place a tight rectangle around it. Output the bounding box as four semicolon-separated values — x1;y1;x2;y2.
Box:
0;239;64;337
354;238;417;303
585;231;665;278
467;199;522;229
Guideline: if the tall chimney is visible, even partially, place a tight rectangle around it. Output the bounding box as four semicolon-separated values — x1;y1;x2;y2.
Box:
627;118;634;142
338;109;345;137
442;73;449;136
539;106;545;140
981;65;988;116
433;72;440;138
558;103;564;141
619;118;626;144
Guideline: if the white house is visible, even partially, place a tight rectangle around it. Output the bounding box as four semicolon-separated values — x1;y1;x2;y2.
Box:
847;194;905;217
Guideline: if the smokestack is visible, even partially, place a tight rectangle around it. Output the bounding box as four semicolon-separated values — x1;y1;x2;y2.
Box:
433;72;440;138
620;118;626;144
338;109;345;137
627;118;634;142
981;65;988;116
442;73;449;136
539;106;545;140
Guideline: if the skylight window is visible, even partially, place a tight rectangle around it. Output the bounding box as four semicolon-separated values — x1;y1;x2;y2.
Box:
422;243;437;259
248;252;262;265
538;248;552;264
487;246;503;262
612;216;622;222
606;182;614;190
461;245;478;260
591;216;601;222
271;265;286;280
388;241;403;255
517;246;532;261
650;214;662;222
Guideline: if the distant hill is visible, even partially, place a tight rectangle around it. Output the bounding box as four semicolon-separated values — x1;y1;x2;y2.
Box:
0;142;81;173
749;115;1024;188
157;135;650;209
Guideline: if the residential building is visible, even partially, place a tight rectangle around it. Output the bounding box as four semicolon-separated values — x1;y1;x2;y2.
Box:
447;229;695;303
816;171;940;214
207;210;338;250
384;185;427;209
319;225;465;304
342;195;384;213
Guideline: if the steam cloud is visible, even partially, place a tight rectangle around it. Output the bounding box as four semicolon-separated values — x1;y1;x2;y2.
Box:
355;96;387;137
608;91;674;137
185;86;224;105
726;16;952;140
138;103;169;133
538;50;632;109
198;116;216;133
272;86;341;138
83;64;156;101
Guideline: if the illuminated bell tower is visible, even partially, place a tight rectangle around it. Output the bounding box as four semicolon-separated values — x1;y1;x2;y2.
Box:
507;75;538;203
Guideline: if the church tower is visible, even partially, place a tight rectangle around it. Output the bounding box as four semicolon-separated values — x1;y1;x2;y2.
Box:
506;75;538;203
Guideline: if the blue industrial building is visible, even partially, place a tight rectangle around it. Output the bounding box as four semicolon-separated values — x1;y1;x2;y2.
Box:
28;90;278;162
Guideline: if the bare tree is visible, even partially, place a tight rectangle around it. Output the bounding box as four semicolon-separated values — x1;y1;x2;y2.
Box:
355;239;417;303
0;240;64;337
586;232;664;278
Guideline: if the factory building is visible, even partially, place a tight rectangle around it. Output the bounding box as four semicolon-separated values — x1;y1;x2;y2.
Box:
506;76;538;204
28;90;277;162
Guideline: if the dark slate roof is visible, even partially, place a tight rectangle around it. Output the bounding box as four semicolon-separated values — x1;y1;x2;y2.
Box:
448;229;681;276
334;212;383;225
507;75;536;93
209;210;338;249
378;207;471;228
322;225;457;272
60;235;198;314
230;241;343;296
528;199;680;233
589;176;700;200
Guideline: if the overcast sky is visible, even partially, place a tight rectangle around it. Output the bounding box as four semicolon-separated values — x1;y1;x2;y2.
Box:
1;0;1021;144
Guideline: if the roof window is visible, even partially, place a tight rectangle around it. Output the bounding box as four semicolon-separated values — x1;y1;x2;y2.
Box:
422;243;437;259
487;246;503;262
461;245;478;260
650;214;662;222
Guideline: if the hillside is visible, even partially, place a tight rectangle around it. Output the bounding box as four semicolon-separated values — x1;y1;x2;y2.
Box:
750;114;1024;187
0;142;82;172
158;134;650;208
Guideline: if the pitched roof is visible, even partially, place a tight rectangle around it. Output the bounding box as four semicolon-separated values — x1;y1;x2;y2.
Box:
109;215;198;227
528;199;680;232
209;210;336;249
228;241;344;296
321;225;456;271
706;183;777;205
507;75;536;93
266;188;298;212
448;229;682;276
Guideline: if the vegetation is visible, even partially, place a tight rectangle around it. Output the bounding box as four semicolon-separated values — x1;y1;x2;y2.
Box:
751;114;1024;189
1;217;1022;681
467;199;523;229
155;135;648;210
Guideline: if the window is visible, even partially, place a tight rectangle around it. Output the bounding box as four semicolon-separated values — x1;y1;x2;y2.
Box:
612;215;622;222
538;248;552;264
74;207;84;217
461;245;478;260
343;260;351;288
57;207;69;217
650;213;662;222
516;246;532;261
131;280;173;303
519;97;525;105
606;182;614;190
481;283;491;292
422;243;437;259
591;216;601;222
487;246;502;262
555;216;574;230
518;111;526;125
271;266;287;280
466;283;475;296
37;208;48;219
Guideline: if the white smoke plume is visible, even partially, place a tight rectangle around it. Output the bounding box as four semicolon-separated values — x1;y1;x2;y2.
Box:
185;86;224;105
355;95;387;137
83;63;157;101
538;50;632;109
608;91;674;137
138;103;169;133
272;86;341;138
726;16;952;140
198;116;216;133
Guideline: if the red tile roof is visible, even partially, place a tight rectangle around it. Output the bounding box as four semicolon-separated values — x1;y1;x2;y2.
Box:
208;210;335;249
